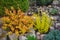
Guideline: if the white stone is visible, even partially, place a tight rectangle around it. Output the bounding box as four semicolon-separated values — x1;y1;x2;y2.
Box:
9;33;18;40
36;32;41;40
40;34;46;40
53;0;59;4
19;35;27;40
50;26;54;30
56;23;60;27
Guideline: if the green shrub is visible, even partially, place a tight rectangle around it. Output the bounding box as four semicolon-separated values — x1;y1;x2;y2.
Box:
43;30;60;40
36;0;53;6
18;0;29;12
27;35;37;40
0;6;5;17
49;8;58;15
0;0;29;16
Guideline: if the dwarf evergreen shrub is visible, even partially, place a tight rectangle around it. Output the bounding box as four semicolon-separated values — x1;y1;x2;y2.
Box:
0;0;29;16
36;0;53;6
43;30;60;40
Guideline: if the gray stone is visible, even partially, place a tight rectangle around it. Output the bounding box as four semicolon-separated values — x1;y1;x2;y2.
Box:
0;37;7;40
48;8;53;12
57;16;60;22
0;28;2;36
19;35;27;40
50;26;55;30
52;16;59;21
58;12;60;14
9;33;18;40
52;0;59;5
36;32;41;40
56;23;60;27
40;34;46;40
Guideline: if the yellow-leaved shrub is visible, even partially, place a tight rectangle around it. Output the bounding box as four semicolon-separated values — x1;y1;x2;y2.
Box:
0;7;34;36
33;10;52;34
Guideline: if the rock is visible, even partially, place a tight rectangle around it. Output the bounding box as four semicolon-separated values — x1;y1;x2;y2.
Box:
30;28;36;37
55;23;60;30
52;0;59;5
19;35;27;40
40;34;46;40
0;37;7;40
57;16;60;22
26;28;36;37
52;16;59;21
36;32;41;40
0;28;7;40
48;5;52;8
29;0;36;6
48;8;53;12
53;6;60;11
0;28;2;36
9;33;18;40
0;20;3;28
56;23;60;27
27;12;33;16
50;26;54;30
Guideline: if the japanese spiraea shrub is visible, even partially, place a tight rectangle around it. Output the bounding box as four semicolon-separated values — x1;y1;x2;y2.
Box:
33;10;52;34
36;0;53;6
0;0;29;16
43;30;60;40
0;7;34;36
27;35;37;40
